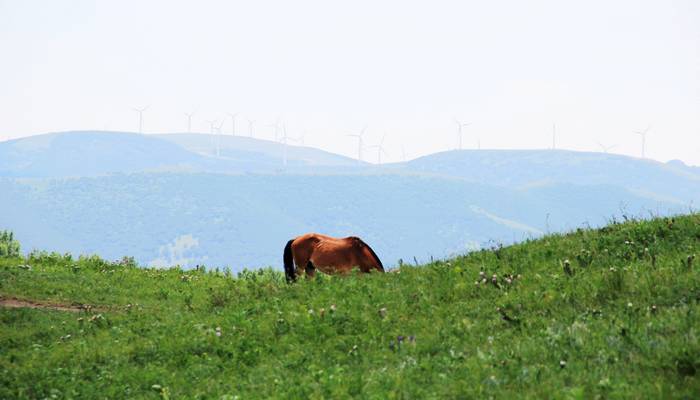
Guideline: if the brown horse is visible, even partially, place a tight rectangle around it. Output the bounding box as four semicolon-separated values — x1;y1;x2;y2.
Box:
283;233;384;282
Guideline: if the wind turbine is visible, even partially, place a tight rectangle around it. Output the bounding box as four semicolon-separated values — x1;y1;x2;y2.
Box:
205;119;218;155
367;133;388;164
454;118;470;150
184;110;195;133
297;130;306;146
267;118;281;142
205;119;217;135
215;120;225;156
634;125;651;159
133;106;149;134
552;123;557;150
279;122;293;166
346;125;367;164
597;142;616;154
227;113;238;136
247;119;255;138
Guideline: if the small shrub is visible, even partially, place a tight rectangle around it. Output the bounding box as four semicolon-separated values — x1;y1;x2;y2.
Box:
78;254;112;270
208;287;232;309
27;250;72;265
0;231;20;257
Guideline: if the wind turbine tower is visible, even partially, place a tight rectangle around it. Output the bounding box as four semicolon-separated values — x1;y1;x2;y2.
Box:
267;118;281;142
634;125;651;159
247;119;255;138
552;123;557;150
184;111;195;133
368;133;388;164
205;119;217;155
206;120;217;135
454;119;470;150
280;123;291;166
216;120;225;156
133;106;149;134
346;126;367;164
231;113;239;136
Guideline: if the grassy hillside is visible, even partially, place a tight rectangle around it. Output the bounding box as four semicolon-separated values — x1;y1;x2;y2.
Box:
1;215;699;398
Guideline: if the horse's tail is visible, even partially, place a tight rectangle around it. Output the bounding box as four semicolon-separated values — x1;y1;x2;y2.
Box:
283;239;296;283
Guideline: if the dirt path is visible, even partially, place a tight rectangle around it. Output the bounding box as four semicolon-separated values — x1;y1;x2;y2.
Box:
0;297;95;313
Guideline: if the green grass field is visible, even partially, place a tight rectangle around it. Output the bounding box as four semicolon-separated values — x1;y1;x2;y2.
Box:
1;215;699;399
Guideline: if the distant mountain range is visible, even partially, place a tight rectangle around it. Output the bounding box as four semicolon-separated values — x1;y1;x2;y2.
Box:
155;133;362;167
402;150;699;205
0;131;361;178
1;131;697;270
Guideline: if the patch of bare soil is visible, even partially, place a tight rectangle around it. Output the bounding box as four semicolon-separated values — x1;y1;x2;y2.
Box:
0;297;97;313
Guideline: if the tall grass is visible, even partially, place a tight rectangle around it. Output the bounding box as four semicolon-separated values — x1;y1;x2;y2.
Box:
1;214;699;398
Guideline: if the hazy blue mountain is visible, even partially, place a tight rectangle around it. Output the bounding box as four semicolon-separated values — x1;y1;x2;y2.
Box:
0;131;365;178
1;131;697;271
400;149;700;204
0;131;205;177
0;173;688;270
155;133;362;167
666;159;700;178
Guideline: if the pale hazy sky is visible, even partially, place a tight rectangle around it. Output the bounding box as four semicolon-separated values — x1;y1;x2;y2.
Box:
1;0;699;165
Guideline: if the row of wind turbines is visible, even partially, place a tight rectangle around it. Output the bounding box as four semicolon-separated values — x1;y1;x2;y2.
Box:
136;107;306;164
133;107;654;164
185;109;306;165
455;119;651;159
547;121;652;159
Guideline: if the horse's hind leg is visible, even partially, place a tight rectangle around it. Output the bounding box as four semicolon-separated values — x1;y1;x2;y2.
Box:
305;261;316;279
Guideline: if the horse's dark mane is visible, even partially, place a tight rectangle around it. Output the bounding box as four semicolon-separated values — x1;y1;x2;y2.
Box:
283;239;296;283
358;238;384;271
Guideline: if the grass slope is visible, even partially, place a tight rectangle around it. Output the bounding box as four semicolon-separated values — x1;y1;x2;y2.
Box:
1;215;699;398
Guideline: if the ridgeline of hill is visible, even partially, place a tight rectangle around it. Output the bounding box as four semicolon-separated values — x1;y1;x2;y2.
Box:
1;215;699;398
0;131;361;178
1;131;698;270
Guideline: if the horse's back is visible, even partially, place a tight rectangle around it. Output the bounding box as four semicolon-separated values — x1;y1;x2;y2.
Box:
294;233;356;248
289;232;383;274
